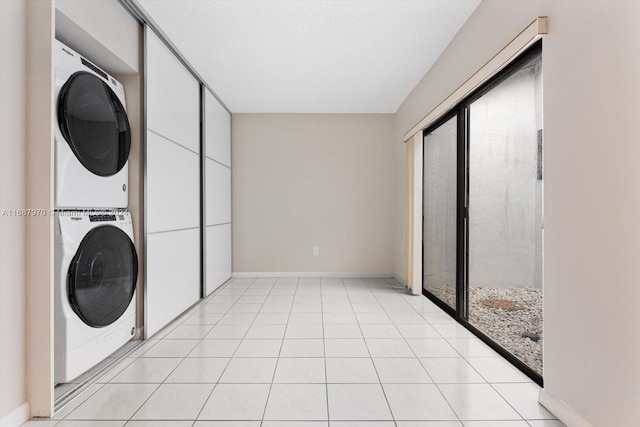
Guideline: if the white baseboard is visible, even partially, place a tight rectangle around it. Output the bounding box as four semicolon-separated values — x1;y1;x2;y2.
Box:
393;273;422;295
0;402;30;427
393;273;407;286
539;389;593;427
232;272;395;279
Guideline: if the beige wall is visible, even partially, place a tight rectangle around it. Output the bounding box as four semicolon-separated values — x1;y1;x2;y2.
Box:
0;0;27;421
232;114;395;274
392;120;407;283
394;1;640;425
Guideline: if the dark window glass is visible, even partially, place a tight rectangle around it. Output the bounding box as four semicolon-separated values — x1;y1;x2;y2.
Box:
67;225;138;327
58;72;131;177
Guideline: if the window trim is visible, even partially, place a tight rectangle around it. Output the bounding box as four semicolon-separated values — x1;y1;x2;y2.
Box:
404;16;547;142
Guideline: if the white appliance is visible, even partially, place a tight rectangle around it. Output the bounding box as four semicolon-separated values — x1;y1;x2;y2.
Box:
54;211;137;384
54;39;130;209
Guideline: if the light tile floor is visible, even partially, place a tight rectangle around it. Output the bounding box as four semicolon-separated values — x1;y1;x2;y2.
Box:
24;277;564;427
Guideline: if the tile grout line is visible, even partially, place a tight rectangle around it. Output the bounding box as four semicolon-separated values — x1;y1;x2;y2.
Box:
123;277;253;424
259;276;299;427
371;282;444;371
191;276;259;423
484;379;534;422
57;326;165;420
321;278;331;424
51;277;550;426
53;381;107;421
374;281;490;424
196;276;281;423
349;278;398;425
380;279;465;424
373;278;463;424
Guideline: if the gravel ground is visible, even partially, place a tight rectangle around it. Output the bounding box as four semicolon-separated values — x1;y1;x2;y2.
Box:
426;284;543;375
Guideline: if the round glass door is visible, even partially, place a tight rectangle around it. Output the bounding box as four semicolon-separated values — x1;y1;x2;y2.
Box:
57;71;131;177
67;225;138;327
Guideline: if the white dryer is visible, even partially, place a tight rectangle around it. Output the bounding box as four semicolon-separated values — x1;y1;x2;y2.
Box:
54;211;137;384
54;39;131;209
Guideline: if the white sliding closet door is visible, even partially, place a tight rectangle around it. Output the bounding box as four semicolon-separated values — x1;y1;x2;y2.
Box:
145;27;200;337
206;224;232;295
206;158;231;225
204;89;232;296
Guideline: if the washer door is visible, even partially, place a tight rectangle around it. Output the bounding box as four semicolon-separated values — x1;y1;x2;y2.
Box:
67;225;138;327
57;71;131;177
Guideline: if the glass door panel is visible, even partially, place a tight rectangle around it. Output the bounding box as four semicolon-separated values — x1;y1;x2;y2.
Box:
423;115;458;311
467;51;543;375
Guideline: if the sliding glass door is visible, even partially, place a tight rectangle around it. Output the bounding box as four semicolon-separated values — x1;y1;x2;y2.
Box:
467;50;543;376
421;41;543;382
422;115;458;311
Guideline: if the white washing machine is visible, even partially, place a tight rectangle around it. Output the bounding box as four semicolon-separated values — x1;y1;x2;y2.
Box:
54;39;131;209
54;211;137;384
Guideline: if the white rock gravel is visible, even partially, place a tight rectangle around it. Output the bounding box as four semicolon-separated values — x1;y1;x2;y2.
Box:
425;284;543;375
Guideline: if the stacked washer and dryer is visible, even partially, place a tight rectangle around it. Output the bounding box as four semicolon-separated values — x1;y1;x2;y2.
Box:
53;40;138;384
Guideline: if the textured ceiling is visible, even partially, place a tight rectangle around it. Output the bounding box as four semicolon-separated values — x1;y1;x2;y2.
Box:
137;0;480;113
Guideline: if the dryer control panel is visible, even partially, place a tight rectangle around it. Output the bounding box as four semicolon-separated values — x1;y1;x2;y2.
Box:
55;211;134;245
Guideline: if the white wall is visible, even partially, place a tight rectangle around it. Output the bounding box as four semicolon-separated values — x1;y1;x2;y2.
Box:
0;0;27;421
232;114;395;274
394;1;640;425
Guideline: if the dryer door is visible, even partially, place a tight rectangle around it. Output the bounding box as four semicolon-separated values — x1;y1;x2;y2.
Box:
58;71;131;177
68;225;138;327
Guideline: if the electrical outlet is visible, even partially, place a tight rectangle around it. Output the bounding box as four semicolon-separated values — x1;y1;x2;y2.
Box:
313;247;319;256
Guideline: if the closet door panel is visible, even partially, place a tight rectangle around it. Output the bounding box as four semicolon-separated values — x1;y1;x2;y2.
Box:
146;29;200;154
145;27;201;337
205;89;231;166
146;229;200;337
205;158;231;226
147;131;199;233
203;87;232;297
205;224;232;296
